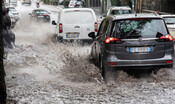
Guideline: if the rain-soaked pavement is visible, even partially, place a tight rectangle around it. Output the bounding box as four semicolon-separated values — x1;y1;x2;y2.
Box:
4;1;175;104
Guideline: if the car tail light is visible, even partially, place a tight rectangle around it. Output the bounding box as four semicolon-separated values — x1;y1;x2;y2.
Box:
109;63;116;65
32;14;36;17
105;37;120;44
75;4;77;6
160;34;173;41
95;22;98;32
45;14;49;16
59;23;63;33
167;60;173;64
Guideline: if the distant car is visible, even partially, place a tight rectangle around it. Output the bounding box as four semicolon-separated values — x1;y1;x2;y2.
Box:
21;0;32;5
9;0;18;7
68;0;76;8
52;8;98;42
107;6;132;16
161;15;175;39
6;6;19;21
74;1;85;8
8;9;17;28
29;9;51;23
88;14;174;82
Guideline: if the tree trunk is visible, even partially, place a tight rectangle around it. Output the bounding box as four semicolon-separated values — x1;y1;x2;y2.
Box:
0;1;7;104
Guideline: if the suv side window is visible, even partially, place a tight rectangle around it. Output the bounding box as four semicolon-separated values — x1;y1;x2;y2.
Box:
97;19;109;37
102;20;109;34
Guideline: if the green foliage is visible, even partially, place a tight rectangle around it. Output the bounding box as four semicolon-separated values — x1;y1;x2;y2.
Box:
111;0;132;6
111;0;121;6
63;0;70;7
41;0;59;5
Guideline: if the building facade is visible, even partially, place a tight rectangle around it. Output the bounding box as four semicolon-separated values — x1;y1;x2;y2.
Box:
143;0;175;14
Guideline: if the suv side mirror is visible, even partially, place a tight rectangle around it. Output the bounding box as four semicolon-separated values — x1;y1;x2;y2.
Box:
88;32;96;39
29;13;31;15
52;20;57;25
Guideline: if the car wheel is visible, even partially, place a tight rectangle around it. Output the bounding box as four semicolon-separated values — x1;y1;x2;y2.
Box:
101;59;117;83
167;64;173;68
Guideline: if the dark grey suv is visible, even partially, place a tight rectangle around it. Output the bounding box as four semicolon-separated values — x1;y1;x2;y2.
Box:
88;14;174;82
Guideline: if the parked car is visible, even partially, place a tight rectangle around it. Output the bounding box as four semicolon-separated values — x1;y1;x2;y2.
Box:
74;1;85;8
88;14;174;82
8;10;16;28
6;6;19;21
161;15;175;38
21;0;32;5
52;8;98;42
107;6;132;16
9;0;18;7
29;9;51;23
68;0;76;8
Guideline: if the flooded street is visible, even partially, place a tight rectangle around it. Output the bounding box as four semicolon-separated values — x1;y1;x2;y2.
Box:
4;1;175;104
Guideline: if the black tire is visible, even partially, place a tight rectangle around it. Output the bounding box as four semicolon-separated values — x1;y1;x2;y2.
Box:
166;64;173;68
101;60;117;83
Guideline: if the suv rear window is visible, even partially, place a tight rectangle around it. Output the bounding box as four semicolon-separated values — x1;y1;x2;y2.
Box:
111;10;131;15
63;11;94;24
111;18;168;39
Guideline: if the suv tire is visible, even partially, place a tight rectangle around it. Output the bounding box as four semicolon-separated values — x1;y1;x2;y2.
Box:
101;60;117;83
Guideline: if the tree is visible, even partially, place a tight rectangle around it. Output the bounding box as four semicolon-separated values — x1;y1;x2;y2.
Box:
111;0;132;7
0;1;7;104
111;0;121;6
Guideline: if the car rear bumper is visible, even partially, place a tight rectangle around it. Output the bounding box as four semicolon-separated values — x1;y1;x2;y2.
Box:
105;53;174;68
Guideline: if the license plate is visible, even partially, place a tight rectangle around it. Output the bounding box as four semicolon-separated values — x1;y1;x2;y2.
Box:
129;47;151;53
38;16;44;18
66;34;79;38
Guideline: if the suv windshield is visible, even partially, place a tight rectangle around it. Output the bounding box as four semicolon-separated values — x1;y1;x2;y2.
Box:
111;10;131;15
111;18;168;39
163;17;175;24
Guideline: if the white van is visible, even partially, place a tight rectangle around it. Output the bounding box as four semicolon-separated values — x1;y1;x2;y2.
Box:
107;6;132;16
52;8;98;42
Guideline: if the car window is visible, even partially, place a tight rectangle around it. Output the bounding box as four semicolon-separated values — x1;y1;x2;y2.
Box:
8;11;13;16
63;11;94;24
35;10;48;15
63;11;81;24
111;18;168;39
81;12;94;24
98;19;109;36
102;20;109;34
163;17;175;24
111;10;131;15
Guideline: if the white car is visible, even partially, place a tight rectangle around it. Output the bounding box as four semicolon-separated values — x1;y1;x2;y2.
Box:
52;8;98;42
107;6;132;16
68;0;76;8
6;6;19;21
161;15;175;38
